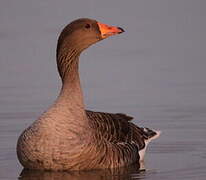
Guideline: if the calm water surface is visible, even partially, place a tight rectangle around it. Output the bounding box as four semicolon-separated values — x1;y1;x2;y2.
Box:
0;0;206;179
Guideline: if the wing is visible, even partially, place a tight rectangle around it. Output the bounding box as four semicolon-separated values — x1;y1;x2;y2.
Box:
85;110;160;168
86;110;147;150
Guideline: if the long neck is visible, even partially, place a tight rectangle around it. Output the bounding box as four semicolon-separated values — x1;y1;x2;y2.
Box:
56;46;85;117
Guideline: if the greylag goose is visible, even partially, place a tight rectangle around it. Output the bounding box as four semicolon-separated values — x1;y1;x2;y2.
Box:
17;18;161;171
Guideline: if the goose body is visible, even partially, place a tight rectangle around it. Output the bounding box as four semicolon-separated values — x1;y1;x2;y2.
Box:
17;18;160;171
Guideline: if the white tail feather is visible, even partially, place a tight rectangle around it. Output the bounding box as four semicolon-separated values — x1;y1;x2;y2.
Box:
139;130;161;162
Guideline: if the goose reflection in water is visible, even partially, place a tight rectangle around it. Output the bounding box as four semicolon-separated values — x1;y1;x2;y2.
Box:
19;164;146;180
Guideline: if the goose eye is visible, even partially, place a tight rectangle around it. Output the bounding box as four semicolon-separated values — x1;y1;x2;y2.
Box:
85;24;91;29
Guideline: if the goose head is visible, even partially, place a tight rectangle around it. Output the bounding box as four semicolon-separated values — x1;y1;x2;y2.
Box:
57;18;124;55
56;18;124;81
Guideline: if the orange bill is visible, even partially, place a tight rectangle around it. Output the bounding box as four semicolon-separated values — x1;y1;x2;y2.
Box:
97;22;124;38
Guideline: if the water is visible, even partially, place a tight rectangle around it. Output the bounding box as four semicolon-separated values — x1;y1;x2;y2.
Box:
0;0;206;179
